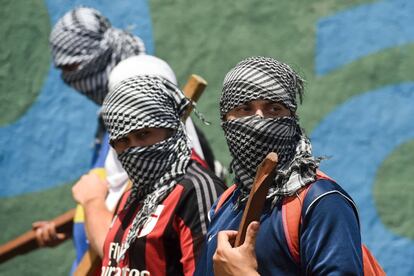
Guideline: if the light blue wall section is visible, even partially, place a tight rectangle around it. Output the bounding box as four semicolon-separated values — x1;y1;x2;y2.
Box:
311;83;414;275
314;1;414;273
316;0;414;75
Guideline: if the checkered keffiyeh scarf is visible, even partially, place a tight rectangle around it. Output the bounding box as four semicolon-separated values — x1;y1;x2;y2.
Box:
220;56;321;206
220;56;304;118
50;7;145;104
102;76;191;261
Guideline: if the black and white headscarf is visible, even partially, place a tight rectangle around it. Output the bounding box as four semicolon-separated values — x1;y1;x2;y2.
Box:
102;75;191;261
50;7;145;105
220;56;321;206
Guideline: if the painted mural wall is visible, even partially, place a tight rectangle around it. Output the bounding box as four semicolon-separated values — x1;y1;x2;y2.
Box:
0;0;412;274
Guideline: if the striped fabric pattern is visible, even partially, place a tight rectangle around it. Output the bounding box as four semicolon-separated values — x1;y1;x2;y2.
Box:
222;116;300;180
186;163;221;234
49;7;145;104
101;75;192;262
220;56;304;119
102;76;189;141
101;161;226;275
220;57;320;206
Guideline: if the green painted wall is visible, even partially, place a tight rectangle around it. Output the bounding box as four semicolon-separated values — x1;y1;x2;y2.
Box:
1;0;413;274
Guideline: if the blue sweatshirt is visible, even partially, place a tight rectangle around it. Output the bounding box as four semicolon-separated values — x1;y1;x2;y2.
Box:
195;179;363;276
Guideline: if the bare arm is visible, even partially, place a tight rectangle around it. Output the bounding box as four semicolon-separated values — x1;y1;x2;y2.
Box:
72;172;112;257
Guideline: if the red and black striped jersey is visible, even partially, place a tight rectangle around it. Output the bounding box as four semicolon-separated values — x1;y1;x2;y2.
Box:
101;160;226;276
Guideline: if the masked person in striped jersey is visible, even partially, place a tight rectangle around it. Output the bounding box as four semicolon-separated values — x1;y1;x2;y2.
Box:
99;75;226;275
195;57;364;275
71;54;219;259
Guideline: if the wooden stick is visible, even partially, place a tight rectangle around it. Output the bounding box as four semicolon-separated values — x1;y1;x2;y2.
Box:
235;152;278;247
74;74;208;275
181;74;207;120
73;249;101;276
0;209;75;263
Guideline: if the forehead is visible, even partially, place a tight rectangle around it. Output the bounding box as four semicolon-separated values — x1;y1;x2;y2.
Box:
238;99;287;107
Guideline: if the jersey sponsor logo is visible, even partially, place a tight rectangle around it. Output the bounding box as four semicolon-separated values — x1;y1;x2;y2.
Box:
138;205;164;237
102;205;164;275
100;266;150;276
103;242;151;275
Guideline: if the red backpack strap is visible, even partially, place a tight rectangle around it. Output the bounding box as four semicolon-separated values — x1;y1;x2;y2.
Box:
362;245;386;276
282;184;313;263
316;169;335;182
282;172;386;275
282;170;331;263
214;184;237;213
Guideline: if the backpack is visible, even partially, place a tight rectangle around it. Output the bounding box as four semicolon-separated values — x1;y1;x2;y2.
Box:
214;171;386;276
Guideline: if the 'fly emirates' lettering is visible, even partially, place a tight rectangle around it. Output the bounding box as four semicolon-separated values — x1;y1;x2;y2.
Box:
101;242;150;276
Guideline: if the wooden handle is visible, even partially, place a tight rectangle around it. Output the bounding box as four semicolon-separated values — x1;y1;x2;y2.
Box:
235;152;278;246
73;249;101;276
0;208;75;263
181;74;207;120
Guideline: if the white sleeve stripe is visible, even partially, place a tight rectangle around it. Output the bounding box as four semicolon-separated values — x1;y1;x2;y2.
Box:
304;190;359;222
187;167;209;235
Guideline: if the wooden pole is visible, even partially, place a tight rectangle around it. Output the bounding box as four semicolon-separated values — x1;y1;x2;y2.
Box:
235;152;278;247
0;208;75;263
181;74;207;120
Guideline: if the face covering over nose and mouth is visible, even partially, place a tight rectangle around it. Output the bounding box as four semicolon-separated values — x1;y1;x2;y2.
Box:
102;75;191;261
50;7;146;105
220;56;321;206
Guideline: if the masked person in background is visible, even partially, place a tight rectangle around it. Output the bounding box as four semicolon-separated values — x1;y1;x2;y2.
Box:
32;7;145;272
195;56;364;275
98;75;225;275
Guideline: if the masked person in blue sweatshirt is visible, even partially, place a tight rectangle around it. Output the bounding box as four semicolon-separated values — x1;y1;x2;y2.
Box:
195;56;363;276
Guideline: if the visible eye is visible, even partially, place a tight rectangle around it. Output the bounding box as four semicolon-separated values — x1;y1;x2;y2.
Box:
59;63;80;72
269;104;282;112
225;103;256;120
264;102;291;117
112;136;130;154
235;105;251;113
117;137;129;145
134;130;150;140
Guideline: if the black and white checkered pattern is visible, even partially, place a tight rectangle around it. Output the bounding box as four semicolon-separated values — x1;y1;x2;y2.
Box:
223;116;299;175
50;7;145;104
103;76;190;141
220;56;304;119
220;57;320;206
101;75;191;261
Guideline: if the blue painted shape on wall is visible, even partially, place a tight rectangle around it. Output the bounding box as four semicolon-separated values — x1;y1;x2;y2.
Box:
316;0;414;75
311;83;414;275
0;0;153;197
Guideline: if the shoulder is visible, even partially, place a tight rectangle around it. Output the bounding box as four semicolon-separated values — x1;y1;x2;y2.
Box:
180;161;226;194
173;161;226;210
302;178;359;223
